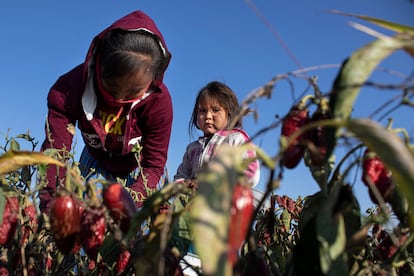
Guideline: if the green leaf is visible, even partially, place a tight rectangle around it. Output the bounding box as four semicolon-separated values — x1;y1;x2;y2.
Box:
297;192;323;233
280;209;291;231
126;181;186;241
0;150;64;176
0;191;5;225
9;138;20;151
21;166;32;187
304;151;335;194
292;216;322;275
190;145;248;275
326;33;414;160
295;183;358;275
99;235;121;266
329;10;414;34
169;194;194;255
315;184;352;275
317;215;347;275
15;133;35;142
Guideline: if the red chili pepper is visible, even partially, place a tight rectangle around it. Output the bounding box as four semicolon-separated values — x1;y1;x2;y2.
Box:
19;202;38;247
0;197;19;246
281;105;309;169
50;192;81;253
228;185;254;266
362;149;394;204
102;182;138;233
116;248;132;274
79;205;106;260
374;230;407;260
308;107;331;166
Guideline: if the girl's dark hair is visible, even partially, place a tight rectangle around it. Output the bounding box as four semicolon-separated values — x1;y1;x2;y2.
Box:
189;81;242;138
98;29;167;82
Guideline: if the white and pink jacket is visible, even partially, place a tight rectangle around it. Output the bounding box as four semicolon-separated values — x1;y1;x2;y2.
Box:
174;128;260;188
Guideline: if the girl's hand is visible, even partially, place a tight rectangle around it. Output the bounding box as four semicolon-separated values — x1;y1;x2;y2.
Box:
185;178;198;191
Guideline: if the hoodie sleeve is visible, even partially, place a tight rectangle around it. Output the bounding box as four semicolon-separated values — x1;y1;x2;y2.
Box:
39;67;83;212
173;141;200;182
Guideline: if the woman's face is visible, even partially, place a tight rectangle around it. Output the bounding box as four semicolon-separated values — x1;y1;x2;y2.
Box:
101;69;152;103
197;98;228;136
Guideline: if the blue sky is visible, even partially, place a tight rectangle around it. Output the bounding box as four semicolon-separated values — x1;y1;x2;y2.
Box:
1;1;413;213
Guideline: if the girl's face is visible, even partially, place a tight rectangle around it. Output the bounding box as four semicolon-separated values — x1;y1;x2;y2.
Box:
197;98;228;136
101;69;152;103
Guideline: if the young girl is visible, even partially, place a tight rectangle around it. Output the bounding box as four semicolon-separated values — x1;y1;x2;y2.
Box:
39;10;172;212
174;81;260;188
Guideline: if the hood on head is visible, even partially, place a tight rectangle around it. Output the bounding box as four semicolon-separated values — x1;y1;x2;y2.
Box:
84;10;171;84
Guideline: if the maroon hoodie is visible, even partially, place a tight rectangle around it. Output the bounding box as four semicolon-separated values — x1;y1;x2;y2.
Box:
39;10;172;211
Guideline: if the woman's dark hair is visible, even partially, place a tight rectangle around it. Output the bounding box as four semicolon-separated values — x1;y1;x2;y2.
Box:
98;29;167;82
189;81;242;138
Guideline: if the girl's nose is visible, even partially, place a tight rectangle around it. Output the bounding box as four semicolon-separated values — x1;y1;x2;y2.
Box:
206;110;213;119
